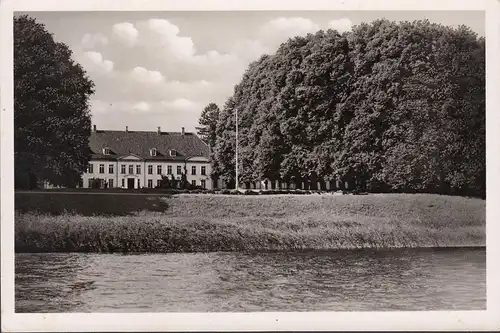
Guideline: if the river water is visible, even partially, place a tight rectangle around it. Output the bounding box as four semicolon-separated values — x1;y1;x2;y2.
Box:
15;248;485;312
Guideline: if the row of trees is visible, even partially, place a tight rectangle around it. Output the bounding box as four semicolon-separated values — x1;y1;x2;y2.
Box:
13;15;485;197
197;19;485;197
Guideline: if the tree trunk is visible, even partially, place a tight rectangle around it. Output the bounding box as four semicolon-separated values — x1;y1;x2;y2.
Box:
28;172;38;190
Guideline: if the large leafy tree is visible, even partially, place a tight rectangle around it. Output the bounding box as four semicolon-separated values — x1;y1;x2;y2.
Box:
213;19;485;197
14;15;95;189
371;22;485;196
212;98;237;186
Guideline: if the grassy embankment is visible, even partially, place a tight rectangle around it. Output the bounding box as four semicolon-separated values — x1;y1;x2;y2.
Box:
15;192;485;253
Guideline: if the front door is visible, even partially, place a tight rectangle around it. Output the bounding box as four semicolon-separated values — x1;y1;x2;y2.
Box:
127;178;135;189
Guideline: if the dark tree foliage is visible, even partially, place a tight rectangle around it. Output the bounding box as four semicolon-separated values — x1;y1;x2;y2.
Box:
212;19;485;197
196;103;220;148
158;175;175;189
211;97;237;183
14;15;95;189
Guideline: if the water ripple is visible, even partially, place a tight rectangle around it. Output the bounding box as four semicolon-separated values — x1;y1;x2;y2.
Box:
15;248;486;312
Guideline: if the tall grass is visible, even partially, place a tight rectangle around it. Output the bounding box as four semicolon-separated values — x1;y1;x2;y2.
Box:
15;193;485;253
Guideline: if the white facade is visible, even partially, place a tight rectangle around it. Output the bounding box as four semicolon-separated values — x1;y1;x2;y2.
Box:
81;154;213;189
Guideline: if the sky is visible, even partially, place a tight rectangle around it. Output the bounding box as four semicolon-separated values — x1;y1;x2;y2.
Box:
21;11;485;133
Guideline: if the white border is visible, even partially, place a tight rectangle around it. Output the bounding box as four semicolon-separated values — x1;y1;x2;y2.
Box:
1;0;499;331
10;0;488;12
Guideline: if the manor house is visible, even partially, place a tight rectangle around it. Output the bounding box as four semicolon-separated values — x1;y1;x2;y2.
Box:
82;125;216;189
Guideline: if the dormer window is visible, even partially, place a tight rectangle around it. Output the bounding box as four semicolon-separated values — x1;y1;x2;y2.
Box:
103;147;111;155
169;149;177;157
150;148;157;157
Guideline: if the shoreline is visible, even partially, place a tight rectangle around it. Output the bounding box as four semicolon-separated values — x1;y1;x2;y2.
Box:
15;193;485;253
15;245;487;255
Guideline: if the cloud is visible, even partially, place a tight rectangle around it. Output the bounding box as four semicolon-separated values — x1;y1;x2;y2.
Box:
261;17;319;38
90;99;201;132
162;98;198;111
92;99;198;115
328;18;353;33
81;33;108;49
162;80;231;104
84;16;347;132
147;18;181;36
112;22;139;47
257;17;321;52
133;101;152;113
90;100;111;114
90;69;231;108
135;19;196;59
186;51;241;76
79;51;113;74
130;66;165;84
90;100;134;115
231;39;270;62
104;19;242;82
90;100;150;115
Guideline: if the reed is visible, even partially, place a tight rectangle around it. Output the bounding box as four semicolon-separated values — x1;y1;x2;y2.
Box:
15;193;485;253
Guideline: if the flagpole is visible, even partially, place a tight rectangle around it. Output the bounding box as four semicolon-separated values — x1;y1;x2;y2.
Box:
235;107;239;191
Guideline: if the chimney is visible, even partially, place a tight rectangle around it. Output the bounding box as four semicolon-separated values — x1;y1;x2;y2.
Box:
181;127;185;135
157;126;161;134
126;126;128;132
93;125;96;132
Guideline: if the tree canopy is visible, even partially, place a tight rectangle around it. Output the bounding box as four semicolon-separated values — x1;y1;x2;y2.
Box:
14;15;95;189
210;19;485;197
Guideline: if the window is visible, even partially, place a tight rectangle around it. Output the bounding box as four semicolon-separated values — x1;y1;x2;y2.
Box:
121;165;126;174
176;166;182;175
148;165;153;174
129;165;133;174
157;165;162;175
201;166;206;176
170;149;177;157
167;165;172;174
191;180;196;187
88;164;94;173
138;179;141;188
103;147;111;155
109;164;114;174
109;179;114;188
121;179;125;187
99;164;104;174
148;179;153;188
201;179;206;189
191;166;196;175
156;179;161;188
136;165;141;174
150;148;157;157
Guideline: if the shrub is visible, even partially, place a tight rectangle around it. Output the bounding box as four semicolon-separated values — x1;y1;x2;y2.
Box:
243;190;258;195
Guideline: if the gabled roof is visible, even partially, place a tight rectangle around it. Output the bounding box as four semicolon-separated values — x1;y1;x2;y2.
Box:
89;130;210;161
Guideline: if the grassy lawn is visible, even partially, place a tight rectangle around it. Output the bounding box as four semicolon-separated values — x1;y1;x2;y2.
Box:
15;193;485;253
